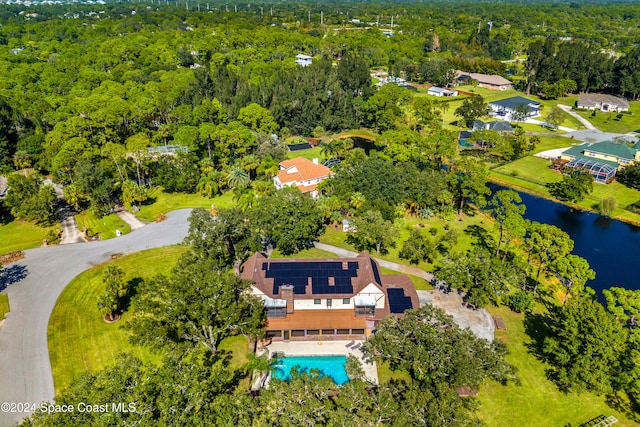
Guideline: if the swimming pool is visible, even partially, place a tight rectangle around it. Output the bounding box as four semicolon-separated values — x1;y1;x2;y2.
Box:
271;355;349;385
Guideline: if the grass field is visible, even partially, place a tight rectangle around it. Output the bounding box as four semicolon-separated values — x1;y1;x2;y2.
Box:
48;246;187;393
287;146;324;161
491;156;640;223
0;219;56;255
478;306;636;427
75;211;130;240
134;190;235;222
320;212;495;275
0;293;9;320
575;101;640;134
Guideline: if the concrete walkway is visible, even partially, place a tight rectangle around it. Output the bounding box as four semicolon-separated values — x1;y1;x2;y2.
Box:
114;205;146;230
314;242;435;282
0;209;192;426
557;104;597;130
44;179;86;245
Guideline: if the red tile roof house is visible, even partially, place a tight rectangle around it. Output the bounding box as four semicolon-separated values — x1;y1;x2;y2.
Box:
273;157;334;198
239;252;419;341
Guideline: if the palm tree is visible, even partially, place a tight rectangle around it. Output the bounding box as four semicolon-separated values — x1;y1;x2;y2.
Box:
96;292;118;322
227;166;250;190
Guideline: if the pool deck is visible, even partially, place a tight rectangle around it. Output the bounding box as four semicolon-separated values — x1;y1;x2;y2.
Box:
263;340;378;384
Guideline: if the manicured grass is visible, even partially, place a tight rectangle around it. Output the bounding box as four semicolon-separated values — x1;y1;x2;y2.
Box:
218;335;252;389
48;246;187;393
491;156;640;224
0;293;9;320
0;219;56;255
531;135;576;154
134;190;235;222
478;306;636;427
376;360;412;385
287;146;324;161
574;101;640;134
75;210;130;240
270;247;339;259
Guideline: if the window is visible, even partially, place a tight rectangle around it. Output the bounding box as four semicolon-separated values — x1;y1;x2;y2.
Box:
291;330;305;337
306;329;320;335
321;329;335;335
355;306;375;317
343;298;350;304
314;298;321;305
351;329;365;335
327;298;332;307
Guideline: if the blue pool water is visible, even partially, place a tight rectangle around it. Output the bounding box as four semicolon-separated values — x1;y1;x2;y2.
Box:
272;355;349;385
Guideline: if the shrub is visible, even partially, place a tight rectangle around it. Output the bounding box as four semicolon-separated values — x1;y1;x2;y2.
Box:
507;290;534;313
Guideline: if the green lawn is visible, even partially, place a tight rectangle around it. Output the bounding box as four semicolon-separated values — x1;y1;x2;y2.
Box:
575;101;640;134
75;210;130;240
491;156;640;223
0;219;56;255
478;306;636;427
48;246;187;393
287;146;324;161
134;190;235;222
0;293;9;320
320;212;494;274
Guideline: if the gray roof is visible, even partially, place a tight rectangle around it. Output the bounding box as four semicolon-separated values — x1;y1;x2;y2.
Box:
577;94;629;109
490;96;541;112
472;120;514;132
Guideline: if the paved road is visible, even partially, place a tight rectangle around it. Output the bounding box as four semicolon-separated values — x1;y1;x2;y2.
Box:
0;209;192;426
314;242;435;282
557;104;596;130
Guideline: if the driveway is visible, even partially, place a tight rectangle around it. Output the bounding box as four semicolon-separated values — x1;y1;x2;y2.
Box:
557;104;597;130
43;179;85;245
0;209;192;426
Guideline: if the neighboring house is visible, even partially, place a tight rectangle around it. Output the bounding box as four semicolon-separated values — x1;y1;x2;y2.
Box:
295;54;313;67
239;251;419;341
561;140;640;183
376;76;407;87
471;120;514;132
147;145;189;155
454;70;513;91
489;96;542;120
576;94;630;112
273;157;333;198
427;86;458;97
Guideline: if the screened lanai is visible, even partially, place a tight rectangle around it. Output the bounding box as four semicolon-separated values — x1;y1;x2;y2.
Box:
566;158;617;184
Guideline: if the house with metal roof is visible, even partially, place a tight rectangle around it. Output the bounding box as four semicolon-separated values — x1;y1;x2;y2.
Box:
577;94;629;112
427;86;458;97
489;96;542;120
561;140;640;183
239;252;419;341
295;54;313;67
273;157;334;198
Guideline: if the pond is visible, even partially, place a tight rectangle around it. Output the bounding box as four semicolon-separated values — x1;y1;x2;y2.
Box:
490;184;640;296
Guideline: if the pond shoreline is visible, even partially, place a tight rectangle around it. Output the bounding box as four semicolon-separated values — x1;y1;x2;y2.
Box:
488;176;640;228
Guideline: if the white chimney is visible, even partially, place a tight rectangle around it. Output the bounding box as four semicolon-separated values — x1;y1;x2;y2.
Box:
312;158;319;164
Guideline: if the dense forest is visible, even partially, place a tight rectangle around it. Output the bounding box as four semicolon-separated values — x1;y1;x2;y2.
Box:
1;2;640;425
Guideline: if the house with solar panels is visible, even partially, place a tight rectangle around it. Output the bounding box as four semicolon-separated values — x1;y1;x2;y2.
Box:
239;251;419;341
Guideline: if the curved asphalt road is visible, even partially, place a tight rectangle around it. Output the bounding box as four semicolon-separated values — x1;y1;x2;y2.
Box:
0;209;192;426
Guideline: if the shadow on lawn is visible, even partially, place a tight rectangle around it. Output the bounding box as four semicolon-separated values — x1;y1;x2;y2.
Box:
0;264;28;291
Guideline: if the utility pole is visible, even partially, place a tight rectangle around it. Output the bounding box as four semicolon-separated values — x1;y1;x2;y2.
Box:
321;11;323;25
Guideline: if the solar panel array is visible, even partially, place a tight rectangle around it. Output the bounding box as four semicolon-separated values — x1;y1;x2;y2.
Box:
262;261;359;295
387;288;413;314
371;260;382;285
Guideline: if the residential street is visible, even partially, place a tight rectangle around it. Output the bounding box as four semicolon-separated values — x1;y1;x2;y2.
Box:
0;209;192;426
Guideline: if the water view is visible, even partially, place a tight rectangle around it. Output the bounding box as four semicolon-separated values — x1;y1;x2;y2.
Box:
491;185;640;295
